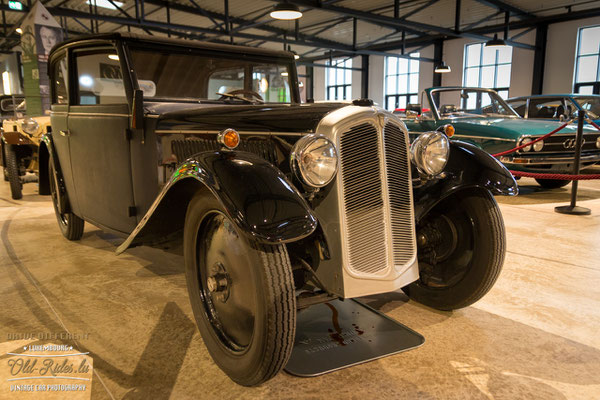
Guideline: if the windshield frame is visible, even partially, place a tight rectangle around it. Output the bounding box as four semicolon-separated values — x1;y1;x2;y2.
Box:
124;42;300;105
426;87;520;120
571;95;600;119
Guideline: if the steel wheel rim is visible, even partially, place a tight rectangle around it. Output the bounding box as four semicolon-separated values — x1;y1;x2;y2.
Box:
49;164;68;226
417;208;475;289
196;211;256;352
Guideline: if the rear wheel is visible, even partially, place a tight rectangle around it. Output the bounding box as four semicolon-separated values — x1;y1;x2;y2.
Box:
6;145;22;200
403;190;505;310
49;157;84;240
184;191;296;386
535;178;571;189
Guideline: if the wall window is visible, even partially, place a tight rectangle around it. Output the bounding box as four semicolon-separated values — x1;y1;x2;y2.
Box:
574;25;600;94
326;58;351;100
384;53;419;111
463;43;512;99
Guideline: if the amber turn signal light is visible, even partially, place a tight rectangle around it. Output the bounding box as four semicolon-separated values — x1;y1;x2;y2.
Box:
218;128;240;149
444;124;455;137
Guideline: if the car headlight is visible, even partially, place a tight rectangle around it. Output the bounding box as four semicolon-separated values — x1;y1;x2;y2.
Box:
410;131;450;177
596;136;600;149
21;118;39;135
519;137;532;152
533;139;544;152
290;135;338;187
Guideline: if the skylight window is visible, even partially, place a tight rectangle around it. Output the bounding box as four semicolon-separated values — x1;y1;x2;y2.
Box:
85;0;123;10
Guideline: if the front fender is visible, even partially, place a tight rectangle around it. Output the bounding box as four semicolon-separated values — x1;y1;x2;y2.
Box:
116;150;317;254
413;140;518;222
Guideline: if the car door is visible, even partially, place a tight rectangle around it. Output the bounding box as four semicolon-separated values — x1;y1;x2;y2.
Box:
49;52;82;215
67;47;137;234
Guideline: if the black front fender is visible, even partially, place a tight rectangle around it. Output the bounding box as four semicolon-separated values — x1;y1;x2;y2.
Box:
413;140;518;222
116;151;317;254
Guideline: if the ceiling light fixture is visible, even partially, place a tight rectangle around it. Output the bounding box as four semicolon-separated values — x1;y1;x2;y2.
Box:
485;33;508;48
434;61;451;73
270;2;302;20
15;27;23;34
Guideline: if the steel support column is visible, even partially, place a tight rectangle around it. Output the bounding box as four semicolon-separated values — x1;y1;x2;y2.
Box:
361;54;369;99
531;24;547;95
306;65;314;101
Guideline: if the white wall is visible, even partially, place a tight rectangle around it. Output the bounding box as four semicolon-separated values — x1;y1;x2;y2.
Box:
0;51;23;95
440;28;535;98
544;16;600;94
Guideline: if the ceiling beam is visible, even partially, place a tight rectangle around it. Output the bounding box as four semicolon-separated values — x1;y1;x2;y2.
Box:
474;0;536;20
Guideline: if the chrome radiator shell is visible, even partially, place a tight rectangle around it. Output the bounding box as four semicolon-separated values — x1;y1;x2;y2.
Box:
311;106;419;298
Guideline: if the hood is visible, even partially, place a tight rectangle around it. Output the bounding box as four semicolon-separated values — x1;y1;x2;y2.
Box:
151;102;349;133
452;117;598;140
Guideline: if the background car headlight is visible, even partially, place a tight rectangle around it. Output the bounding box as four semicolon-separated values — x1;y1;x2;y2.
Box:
596;136;600;149
21;118;39;135
290;135;338;187
533;139;544;152
519;137;532;152
410;131;450;177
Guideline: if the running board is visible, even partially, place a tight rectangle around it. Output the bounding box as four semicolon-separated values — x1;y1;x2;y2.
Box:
284;298;424;377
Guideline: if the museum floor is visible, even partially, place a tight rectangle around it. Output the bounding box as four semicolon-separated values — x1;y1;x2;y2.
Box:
0;176;599;400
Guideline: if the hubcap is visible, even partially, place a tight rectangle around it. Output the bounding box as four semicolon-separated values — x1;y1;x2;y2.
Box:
197;213;256;351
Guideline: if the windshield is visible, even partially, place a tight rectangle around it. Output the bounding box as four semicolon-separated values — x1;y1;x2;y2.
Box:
430;89;518;119
129;48;294;103
1;98;25;112
573;96;600;119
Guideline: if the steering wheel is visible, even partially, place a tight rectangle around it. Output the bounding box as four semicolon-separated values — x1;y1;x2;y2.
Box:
218;89;264;103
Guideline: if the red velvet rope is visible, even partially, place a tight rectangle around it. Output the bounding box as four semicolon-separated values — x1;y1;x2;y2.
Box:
509;170;600;180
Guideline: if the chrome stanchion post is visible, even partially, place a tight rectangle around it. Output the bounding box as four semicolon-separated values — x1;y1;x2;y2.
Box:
555;111;591;215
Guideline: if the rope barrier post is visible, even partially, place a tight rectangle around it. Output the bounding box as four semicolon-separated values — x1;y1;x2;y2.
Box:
555;111;591;215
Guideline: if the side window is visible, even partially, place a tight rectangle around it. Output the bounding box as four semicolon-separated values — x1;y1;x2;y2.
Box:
75;50;126;105
52;55;68;104
507;99;526;117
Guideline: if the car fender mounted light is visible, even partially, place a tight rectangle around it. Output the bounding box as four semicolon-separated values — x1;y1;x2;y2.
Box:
217;128;240;150
410;131;450;177
439;124;454;137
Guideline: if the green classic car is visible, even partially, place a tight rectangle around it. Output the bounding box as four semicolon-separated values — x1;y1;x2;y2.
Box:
403;87;600;188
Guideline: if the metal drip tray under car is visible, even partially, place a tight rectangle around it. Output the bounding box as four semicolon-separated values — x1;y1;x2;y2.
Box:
285;299;424;377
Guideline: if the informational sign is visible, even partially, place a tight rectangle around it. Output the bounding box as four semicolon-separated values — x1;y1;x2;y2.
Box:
19;2;63;116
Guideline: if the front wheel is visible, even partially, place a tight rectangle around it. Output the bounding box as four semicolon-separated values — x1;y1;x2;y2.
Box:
184;191;296;386
403;190;506;310
49;158;84;240
6;145;22;199
535;178;571;189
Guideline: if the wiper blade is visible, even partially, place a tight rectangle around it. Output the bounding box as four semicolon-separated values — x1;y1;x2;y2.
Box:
216;92;255;104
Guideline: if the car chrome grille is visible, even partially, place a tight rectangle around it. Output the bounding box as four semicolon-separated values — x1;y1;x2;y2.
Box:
517;133;600;154
338;122;416;276
383;123;417;267
171;138;278;165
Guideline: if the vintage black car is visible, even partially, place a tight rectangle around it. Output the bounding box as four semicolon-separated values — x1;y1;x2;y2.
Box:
42;34;517;386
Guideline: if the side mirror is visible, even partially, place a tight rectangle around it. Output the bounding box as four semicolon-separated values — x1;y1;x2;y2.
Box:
406;110;419;119
131;89;144;130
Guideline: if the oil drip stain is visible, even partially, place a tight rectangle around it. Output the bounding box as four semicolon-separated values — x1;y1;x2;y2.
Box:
352;323;365;335
325;303;346;346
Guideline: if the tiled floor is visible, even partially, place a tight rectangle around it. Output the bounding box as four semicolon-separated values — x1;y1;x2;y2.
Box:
0;175;599;399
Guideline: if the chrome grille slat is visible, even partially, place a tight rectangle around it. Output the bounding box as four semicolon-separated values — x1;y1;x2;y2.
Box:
338;121;416;277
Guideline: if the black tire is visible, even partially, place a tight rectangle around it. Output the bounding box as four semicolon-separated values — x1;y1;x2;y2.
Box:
6;145;22;199
535;178;571;189
49;157;84;240
184;190;296;386
403;190;505;311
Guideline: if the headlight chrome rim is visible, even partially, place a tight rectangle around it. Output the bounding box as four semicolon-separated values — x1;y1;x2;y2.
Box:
290;134;338;188
21;118;39;135
410;131;450;177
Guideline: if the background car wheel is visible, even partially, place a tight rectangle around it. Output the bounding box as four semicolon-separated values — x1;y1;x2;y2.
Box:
6;145;22;199
49;158;84;240
534;178;571;189
184;190;296;386
403;190;505;311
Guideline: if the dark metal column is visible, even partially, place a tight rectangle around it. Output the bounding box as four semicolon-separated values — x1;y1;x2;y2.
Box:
361;54;369;99
306;65;314;101
531;24;547;95
433;39;443;88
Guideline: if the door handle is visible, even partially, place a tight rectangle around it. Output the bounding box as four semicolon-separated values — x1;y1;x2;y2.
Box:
59;130;69;137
